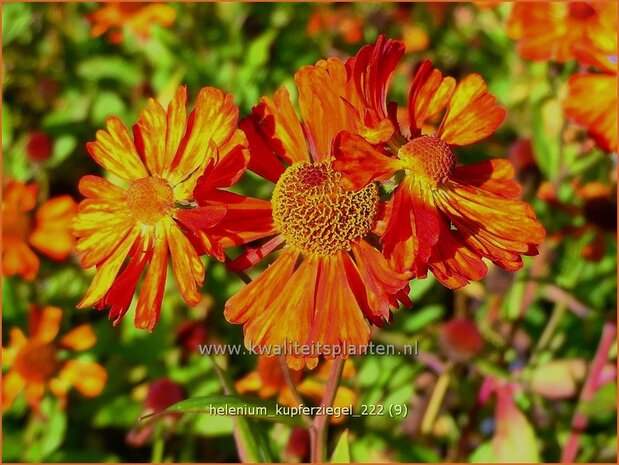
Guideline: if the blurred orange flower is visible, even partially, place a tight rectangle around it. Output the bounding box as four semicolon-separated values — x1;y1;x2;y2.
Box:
333;37;545;288
2;180;77;280
73;86;249;331
205;57;411;369
2;305;107;411
89;2;176;44
236;356;356;424
539;181;616;261
307;5;363;45
401;24;430;53
506;2;616;63
563;28;617;153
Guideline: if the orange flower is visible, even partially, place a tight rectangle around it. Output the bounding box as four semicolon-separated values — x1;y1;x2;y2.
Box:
197;58;411;369
307;5;364;45
89;2;176;44
563;28;617;153
333;37;545;288
236;356;356;424
538;181;616;261
2;305;107;411
506;2;616;63
72;86;249;331
2;180;77;280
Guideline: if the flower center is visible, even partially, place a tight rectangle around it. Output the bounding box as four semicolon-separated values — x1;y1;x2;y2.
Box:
13;342;59;383
127;177;174;225
271;162;379;256
398;135;456;187
2;208;33;241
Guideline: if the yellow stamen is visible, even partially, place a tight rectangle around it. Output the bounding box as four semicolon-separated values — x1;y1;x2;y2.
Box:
399;136;456;188
127;177;174;225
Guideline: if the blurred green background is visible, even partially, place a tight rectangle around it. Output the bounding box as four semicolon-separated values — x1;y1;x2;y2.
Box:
2;2;616;463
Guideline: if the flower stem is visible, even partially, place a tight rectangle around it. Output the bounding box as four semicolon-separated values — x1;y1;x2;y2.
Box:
561;321;616;462
310;358;345;463
278;355;313;427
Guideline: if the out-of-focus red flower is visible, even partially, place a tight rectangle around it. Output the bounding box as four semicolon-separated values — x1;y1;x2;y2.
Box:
89;2;176;44
507;139;536;173
506;2;616;63
127;378;185;447
284;427;310;462
144;378;185;413
175;320;208;362
439;318;484;361
26;131;53;162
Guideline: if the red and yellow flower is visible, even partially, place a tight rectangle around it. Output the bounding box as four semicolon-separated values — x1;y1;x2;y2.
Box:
72;85;249;331
236;356;356;424
2;180;77;280
2;305;107;411
196;57;411;369
506;2;616;63
332;36;545;288
563;27;617;153
89;2;176;44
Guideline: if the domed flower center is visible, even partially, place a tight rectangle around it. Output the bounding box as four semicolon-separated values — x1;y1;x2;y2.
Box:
127;177;174;225
272;162;379;256
14;342;59;383
398;135;456;187
2;208;33;241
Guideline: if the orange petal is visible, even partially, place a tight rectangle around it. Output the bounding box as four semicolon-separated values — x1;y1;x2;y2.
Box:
437;74;506;146
3;181;38;212
87;116;149;181
24;382;46;411
169;87;239;185
436;184;545;269
428;219;487;289
133;96;168;177
235;371;263;395
452;159;521;199
225;249;298;326
253;87;308;164
30;195;77;260
382;184;440;276
2;239;39;280
78;225;140;308
296;57;368;161
564;73;617;153
163;86;189;177
74;214;136;269
309;253;370;359
134;229;168;331
332;132;402;190
240;114;287;183
59;360;107;397
408;62;455;136
346;240;411;325
77;175;127;201
2;370;25;410
30;305;63;343
2;328;28;365
166;219;204;307
349;34;405;122
59;324;97;351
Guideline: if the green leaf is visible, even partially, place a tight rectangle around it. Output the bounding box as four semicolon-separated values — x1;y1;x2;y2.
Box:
158;394;306;428
530;97;562;180
77;56;143;87
2;3;32;46
330;429;351;463
2;104;12;151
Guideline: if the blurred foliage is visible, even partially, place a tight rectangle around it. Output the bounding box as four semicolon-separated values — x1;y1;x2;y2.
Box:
2;2;616;463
